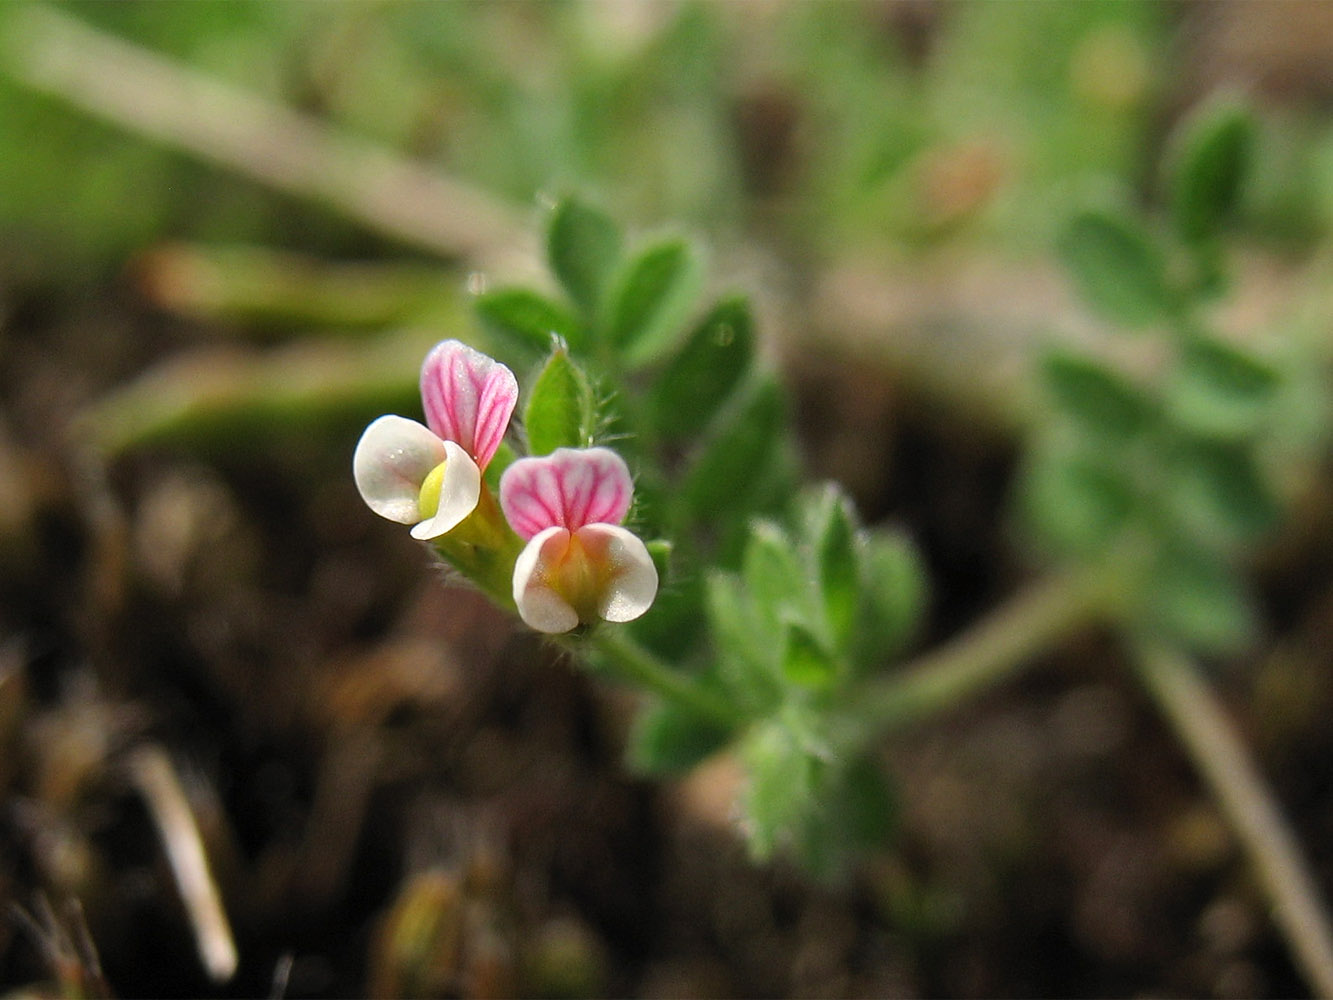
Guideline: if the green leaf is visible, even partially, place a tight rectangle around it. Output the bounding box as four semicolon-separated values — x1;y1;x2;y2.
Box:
630;574;704;661
1169;332;1281;440
606;237;704;366
705;571;782;712
858;530;927;663
1169;99;1255;245
793;754;899;877
547;196;622;318
1041;348;1153;441
649;295;754;441
524;348;593;455
627;699;733;776
474;287;583;356
1022;445;1136;556
1058;209;1174;328
799;484;862;651
832;755;898;850
1169;442;1280;548
1147;545;1256;655
743;520;808;627
682;378;787;519
740;722;820;862
781;622;840;692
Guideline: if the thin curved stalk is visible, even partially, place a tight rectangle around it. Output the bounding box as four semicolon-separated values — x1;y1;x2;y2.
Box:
2;4;526;262
589;629;738;728
1131;638;1333;1000
837;564;1117;749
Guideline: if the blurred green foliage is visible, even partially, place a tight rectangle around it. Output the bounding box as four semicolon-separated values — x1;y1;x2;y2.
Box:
1027;99;1318;656
8;0;1333;288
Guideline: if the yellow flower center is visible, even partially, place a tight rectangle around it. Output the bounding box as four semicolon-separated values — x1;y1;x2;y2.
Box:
545;531;618;624
417;460;447;520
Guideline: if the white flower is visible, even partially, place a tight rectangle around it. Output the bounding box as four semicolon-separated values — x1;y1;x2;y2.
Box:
353;340;517;539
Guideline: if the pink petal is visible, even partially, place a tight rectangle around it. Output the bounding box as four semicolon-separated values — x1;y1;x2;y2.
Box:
419;339;517;469
499;447;633;540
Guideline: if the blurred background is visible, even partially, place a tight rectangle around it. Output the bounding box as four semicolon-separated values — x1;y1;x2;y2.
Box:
3;1;1333;996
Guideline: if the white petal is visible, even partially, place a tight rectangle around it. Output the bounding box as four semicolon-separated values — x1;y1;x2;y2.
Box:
410;441;481;539
512;526;580;633
353;415;446;524
578;523;659;623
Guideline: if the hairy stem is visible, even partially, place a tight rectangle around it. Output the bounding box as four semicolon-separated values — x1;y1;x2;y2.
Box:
590;629;738;727
1131;638;1333;1000
839;564;1119;748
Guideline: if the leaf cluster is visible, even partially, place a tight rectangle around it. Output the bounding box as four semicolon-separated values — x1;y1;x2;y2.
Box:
1032;97;1288;655
478;193;797;577
631;485;927;873
475;196;932;875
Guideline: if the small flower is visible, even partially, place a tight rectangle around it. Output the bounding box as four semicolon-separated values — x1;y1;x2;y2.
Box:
500;447;658;633
354;340;517;539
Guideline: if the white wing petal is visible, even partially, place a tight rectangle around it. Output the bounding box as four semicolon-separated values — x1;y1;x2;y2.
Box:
353;416;445;524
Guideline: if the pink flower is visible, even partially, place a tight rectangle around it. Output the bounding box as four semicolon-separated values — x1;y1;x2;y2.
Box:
500;447;659;633
354;340;517;539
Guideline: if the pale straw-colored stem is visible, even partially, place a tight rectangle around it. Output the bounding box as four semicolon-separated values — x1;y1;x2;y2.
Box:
1131;638;1333;1000
838;564;1117;747
2;4;527;262
127;744;237;983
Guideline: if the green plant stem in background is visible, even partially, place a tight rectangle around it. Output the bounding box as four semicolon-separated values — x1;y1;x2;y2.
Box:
1131;639;1333;1000
839;564;1121;747
137;243;459;333
590;629;738;728
1;3;525;262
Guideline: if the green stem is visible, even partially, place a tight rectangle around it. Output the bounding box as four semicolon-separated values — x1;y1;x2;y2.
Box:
3;4;524;261
838;565;1120;748
138;242;457;332
589;629;738;727
429;487;526;612
1130;638;1333;1000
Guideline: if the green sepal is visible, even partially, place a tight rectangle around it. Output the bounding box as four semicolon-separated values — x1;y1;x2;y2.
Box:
648;295;754;441
606;237;704;367
1058;208;1174;328
1168;98;1255;246
483;440;518;493
547;195;622;318
524;347;593;455
474;287;584;358
645;539;672;582
626;698;734;776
